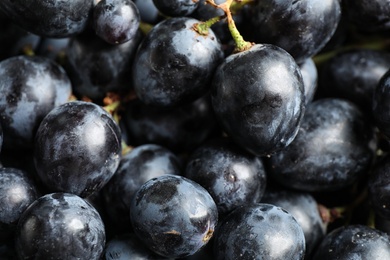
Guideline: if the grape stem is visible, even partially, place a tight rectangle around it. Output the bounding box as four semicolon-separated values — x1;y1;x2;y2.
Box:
193;15;224;36
207;0;253;52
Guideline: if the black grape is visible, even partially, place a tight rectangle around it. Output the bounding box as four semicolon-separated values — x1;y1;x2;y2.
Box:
153;0;200;17
261;189;326;258
248;0;341;63
15;193;106;259
211;44;305;157
312;225;390;259
65;30;142;103
269;98;375;192
0;167;39;243
130;175;218;258
93;0;141;45
343;0;390;32
214;203;306;260
184;137;267;216
0;0;94;38
103;144;182;233
0;55;72;151
133;0;161;24
132;17;224;107
34;101;122;198
319;49;390;113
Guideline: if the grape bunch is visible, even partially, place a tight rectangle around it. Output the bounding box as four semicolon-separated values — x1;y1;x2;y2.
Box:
2;0;390;259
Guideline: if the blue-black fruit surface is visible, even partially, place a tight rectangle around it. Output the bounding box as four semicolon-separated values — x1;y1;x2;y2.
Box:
0;55;71;150
103;144;181;232
0;0;93;37
34;101;122;198
270;98;375;192
214;203;306;260
248;0;341;63
312;225;390;259
130;175;218;258
132;17;224;107
211;44;305;157
185;137;267;216
15;192;106;259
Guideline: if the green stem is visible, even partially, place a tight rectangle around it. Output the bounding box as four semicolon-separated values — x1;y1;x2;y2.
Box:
193;16;224;36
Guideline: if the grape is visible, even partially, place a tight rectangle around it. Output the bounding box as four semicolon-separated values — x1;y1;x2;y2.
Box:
132;17;224;107
103;144;182;233
260;189;326;258
15;193;106;259
211;44;305;156
0;0;94;38
269;98;375;192
213;203;306;260
248;0;341;63
184;137;267;216
0;167;39;243
65;29;142;103
153;0;200;17
312;225;390;259
0;55;72;150
93;0;141;45
133;0;161;24
130;175;218;258
34;101;122;198
319;49;390;113
344;0;390;32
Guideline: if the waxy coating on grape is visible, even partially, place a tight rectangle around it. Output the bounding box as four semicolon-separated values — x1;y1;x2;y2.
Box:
211;44;305;156
130;175;218;258
15;193;106;259
34;101;122;198
132;17;224;107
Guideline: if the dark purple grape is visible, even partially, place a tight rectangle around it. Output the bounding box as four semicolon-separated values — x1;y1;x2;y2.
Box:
248;0;341;63
36;37;70;61
15;193;106;259
319;49;390;113
0;167;39;242
132;17;224;107
214;203;306;260
269;98;375;192
65;30;142;103
368;154;390;219
130;175;218;258
312;225;390;259
105;233;164;260
211;44;305;157
153;0;200;17
33;101;122;198
103;144;182;232
343;0;390;32
0;0;94;38
260;189;326;258
122;96;219;153
0;55;72;151
93;0;140;45
184;137;267;216
373;69;390;138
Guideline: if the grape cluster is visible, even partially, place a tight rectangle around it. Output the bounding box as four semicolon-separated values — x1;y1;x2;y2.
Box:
2;0;390;259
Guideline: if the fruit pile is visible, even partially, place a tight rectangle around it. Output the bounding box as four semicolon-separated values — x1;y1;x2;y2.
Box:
1;0;390;259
